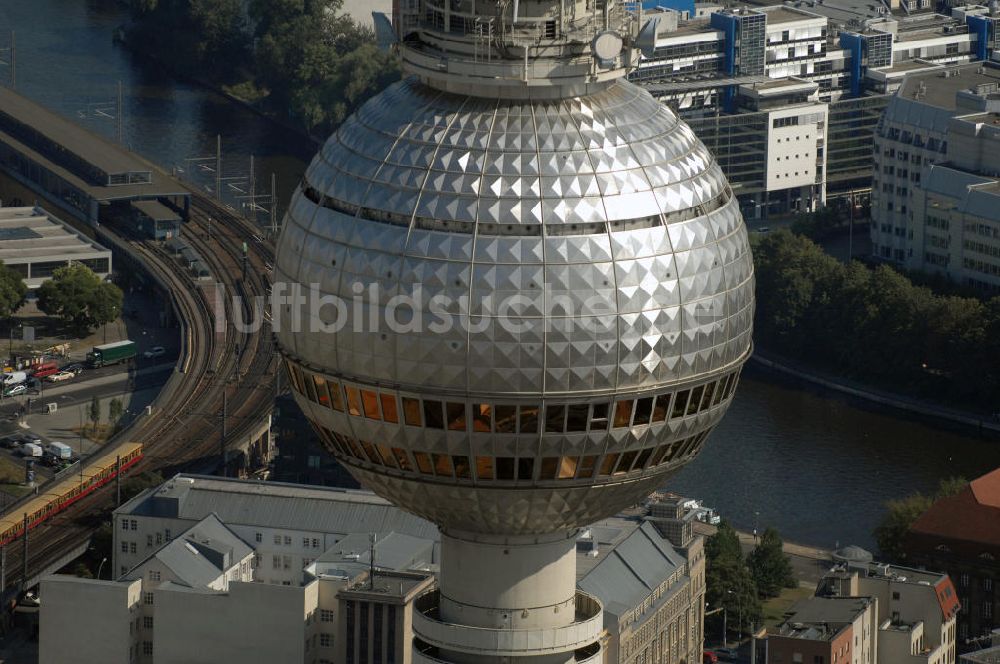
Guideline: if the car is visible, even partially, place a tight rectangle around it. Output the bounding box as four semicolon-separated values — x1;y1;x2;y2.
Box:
0;435;20;449
753;226;771;234
143;346;166;359
46;371;75;383
3;384;26;397
60;363;84;375
704;651;720;664
18;432;41;445
716;647;739;661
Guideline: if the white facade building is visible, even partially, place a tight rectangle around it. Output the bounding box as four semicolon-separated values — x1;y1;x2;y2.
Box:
871;61;1000;291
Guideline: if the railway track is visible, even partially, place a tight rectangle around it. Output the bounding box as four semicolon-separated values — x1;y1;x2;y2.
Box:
0;192;279;591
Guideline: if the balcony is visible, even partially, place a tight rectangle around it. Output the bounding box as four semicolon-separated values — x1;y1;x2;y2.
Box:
412;590;603;656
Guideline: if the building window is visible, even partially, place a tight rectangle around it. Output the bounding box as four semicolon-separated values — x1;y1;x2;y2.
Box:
130;543;136;554
312;538;320;549
149;570;160;582
121;520;129;531
320;633;332;647
130;520;137;531
144;592;154;605
303;537;310;547
274;534;282;545
321;609;334;622
284;536;292;546
985;602;993;619
892;591;900;600
986;578;993;592
143;616;153;630
121;542;129;553
142;642;152;656
164;529;171;540
255;532;262;543
961;574;970;587
272;555;280;569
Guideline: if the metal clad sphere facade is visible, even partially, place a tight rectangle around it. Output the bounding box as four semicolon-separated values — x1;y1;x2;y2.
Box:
275;77;754;534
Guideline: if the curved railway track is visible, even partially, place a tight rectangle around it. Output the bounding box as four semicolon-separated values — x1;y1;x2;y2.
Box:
0;193;279;592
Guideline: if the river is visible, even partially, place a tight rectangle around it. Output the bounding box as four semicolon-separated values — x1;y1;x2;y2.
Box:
5;0;1000;551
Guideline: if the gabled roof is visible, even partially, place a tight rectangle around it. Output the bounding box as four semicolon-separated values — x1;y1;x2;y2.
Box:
122;514;252;588
577;521;684;617
909;469;1000;551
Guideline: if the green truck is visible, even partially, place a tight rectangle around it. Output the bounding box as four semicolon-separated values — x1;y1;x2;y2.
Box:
86;340;137;368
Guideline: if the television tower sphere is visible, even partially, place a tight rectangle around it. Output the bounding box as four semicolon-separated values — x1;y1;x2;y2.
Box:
274;0;753;659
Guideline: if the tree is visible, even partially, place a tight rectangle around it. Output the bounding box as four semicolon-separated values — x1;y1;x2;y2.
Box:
874;477;967;562
0;261;26;320
109;398;125;430
748;528;797;598
36;263;123;333
705;521;763;639
121;471;164;503
71;562;94;579
89;395;102;432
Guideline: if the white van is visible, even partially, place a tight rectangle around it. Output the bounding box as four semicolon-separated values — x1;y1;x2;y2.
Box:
1;372;27;386
45;442;72;460
20;443;42;458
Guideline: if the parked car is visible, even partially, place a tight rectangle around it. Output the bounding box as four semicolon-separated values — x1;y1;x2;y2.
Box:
30;362;59;379
0;435;20;449
3;384;27;397
19;443;42;458
18;432;41;445
46;371;75;383
715;648;739;661
60;363;84;375
143;346;166;359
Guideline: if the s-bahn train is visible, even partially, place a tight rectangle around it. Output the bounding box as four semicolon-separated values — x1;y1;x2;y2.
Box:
0;442;143;546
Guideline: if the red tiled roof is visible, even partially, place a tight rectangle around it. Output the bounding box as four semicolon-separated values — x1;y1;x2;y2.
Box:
909;468;1000;549
970;467;1000;509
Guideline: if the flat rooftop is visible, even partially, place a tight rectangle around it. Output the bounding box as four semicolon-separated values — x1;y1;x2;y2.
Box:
117;473;440;541
898;62;1000;110
777;596;873;640
0;206;111;264
0;87;189;203
762;5;822;24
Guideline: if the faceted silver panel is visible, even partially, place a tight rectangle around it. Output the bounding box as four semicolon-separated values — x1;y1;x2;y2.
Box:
274;75;755;535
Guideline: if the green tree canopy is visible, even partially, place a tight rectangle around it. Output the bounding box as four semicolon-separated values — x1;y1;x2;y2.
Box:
748;527;797;598
706;521;763;637
752;230;1000;411
0;260;26;320
89;396;102;428
36;263;123;333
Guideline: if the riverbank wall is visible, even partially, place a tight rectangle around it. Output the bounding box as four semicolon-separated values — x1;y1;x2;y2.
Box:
750;349;1000;438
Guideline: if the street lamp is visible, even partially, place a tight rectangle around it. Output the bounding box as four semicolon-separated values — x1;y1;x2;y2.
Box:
97;557;108;580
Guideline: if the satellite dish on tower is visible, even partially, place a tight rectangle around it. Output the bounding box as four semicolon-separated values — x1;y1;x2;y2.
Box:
592;31;624;68
637;17;661;59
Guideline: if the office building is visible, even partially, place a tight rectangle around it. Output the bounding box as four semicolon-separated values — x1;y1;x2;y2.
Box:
627;2;1000;217
111;474;438;585
577;514;707;664
817;562;961;664
905;469;1000;644
0;205;112;291
767;596;878;664
764;562;960;664
43;473;707;664
871;62;1000;291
